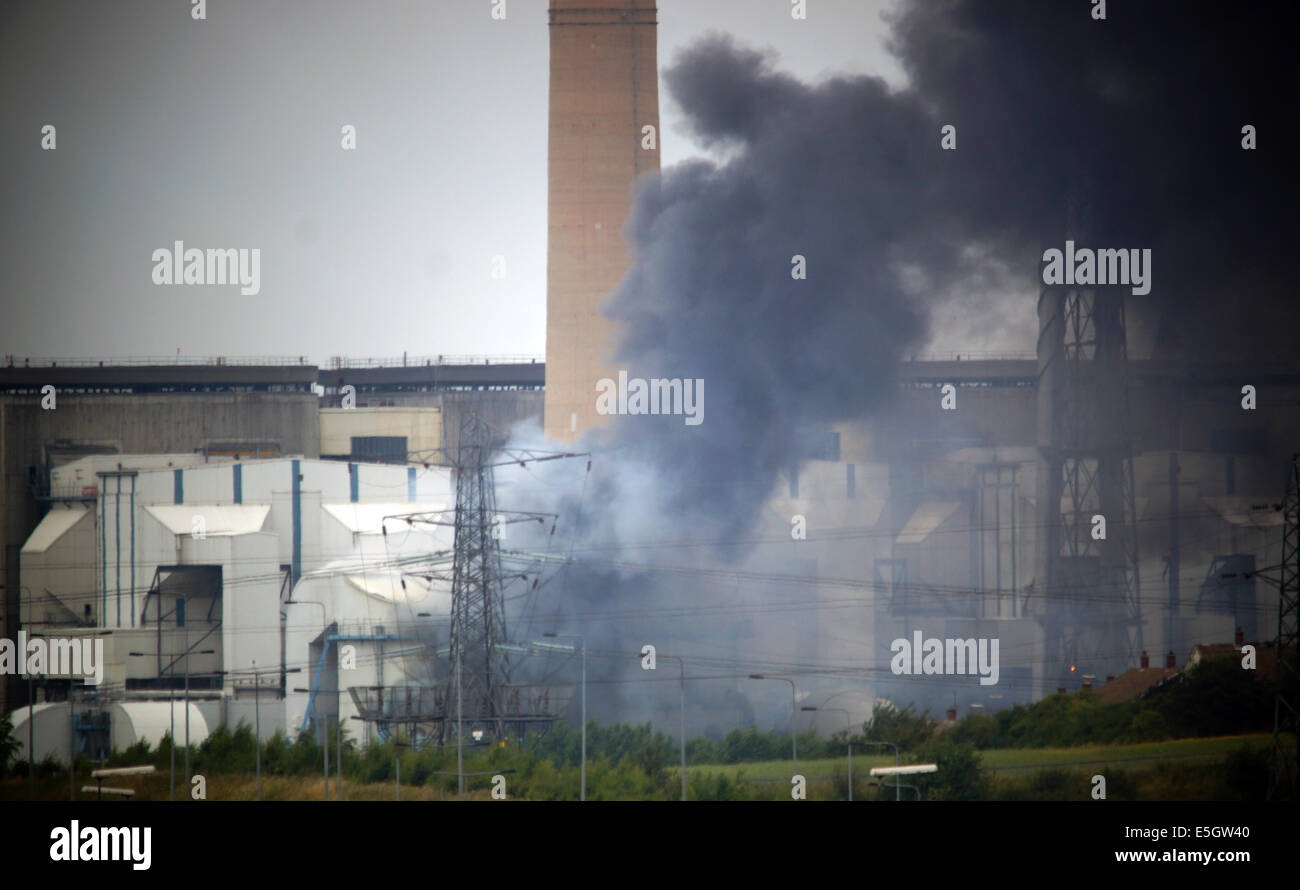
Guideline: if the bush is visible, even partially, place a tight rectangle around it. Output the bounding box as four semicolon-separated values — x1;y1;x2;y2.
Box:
946;713;998;749
864;702;934;752
912;740;989;800
0;711;18;778
1218;745;1270;801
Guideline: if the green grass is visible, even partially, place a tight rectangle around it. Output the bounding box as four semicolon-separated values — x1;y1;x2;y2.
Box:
684;733;1274;782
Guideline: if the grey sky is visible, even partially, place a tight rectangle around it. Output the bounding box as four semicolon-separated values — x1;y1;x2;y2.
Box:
0;0;905;363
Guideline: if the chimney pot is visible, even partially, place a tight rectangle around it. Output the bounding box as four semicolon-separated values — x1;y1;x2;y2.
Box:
1235;626;1245;646
1140;651;1150;669
1166;651;1176;669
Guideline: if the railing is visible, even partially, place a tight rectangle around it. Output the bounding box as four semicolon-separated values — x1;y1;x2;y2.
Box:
903;352;1038;362
326;355;543;369
4;355;313;368
3;354;546;370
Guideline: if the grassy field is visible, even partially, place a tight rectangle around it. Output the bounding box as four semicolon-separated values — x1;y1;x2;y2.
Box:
683;733;1274;783
1;733;1277;800
2;771;500;801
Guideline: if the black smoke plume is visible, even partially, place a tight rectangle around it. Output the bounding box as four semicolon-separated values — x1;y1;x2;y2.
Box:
597;0;1299;538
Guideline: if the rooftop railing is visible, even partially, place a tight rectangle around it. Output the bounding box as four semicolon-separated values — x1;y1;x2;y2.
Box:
326;355;543;369
2;354;545;369
4;355;313;368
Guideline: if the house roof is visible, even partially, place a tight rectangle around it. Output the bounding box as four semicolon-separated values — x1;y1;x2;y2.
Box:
1094;666;1181;703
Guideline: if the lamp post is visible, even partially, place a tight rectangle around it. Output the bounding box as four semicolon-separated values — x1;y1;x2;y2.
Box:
653;653;688;802
246;663;300;801
286;599;330;800
293;685;334;801
803;706;852;800
182;644;215;800
27;674;33;801
749;674;798;776
129;650;172;799
869;779;921;800
130;644;213;800
543;633;585;800
856;739;901;800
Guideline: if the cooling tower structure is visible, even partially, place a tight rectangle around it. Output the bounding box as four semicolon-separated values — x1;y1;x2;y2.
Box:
544;0;660;442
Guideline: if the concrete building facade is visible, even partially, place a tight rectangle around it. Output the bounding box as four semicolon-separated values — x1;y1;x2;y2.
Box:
12;453;453;764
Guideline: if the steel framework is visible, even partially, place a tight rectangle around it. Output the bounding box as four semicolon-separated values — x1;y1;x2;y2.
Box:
350;415;586;747
1036;284;1143;685
1270;455;1299;799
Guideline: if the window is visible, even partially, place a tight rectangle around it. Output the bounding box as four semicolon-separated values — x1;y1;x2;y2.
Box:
350;436;408;464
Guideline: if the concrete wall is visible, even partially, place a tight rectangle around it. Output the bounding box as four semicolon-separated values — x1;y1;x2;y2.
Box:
320;406;443;460
440;390;543;458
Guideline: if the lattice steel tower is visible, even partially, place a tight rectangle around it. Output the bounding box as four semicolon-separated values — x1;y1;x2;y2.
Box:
1034;281;1144;685
1271;454;1299;799
443;413;512;742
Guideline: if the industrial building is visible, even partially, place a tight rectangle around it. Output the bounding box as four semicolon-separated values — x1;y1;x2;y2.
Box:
0;356;539;723
4;0;1298;763
10;451;452;764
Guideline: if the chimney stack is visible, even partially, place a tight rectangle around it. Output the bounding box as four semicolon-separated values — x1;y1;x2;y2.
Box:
946;707;957;722
1235;626;1245;646
1105;674;1115;683
1140;651;1149;669
1166;651;1176;669
1056;686;1066;695
544;0;661;441
1082;675;1094;689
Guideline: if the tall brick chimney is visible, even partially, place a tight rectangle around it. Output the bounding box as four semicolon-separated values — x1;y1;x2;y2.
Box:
1235;626;1245;646
1140;651;1149;669
1166;651;1176;669
545;0;660;442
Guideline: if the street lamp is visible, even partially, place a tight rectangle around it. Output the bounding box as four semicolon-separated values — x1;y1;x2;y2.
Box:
749;674;798;776
803;706;852;800
855;739;901;801
129;650;173;800
243;662;299;801
650;652;688;802
286;599;331;800
131;644;213;800
868;779;922;800
543;633;585;801
293;685;337;801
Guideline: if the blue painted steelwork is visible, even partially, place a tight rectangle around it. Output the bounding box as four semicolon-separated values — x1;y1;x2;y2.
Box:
233;463;242;504
298;629;406;734
349;463;358;503
173;468;183;504
130;475;136;627
100;486;107;626
291;460;301;585
114;475;121;627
